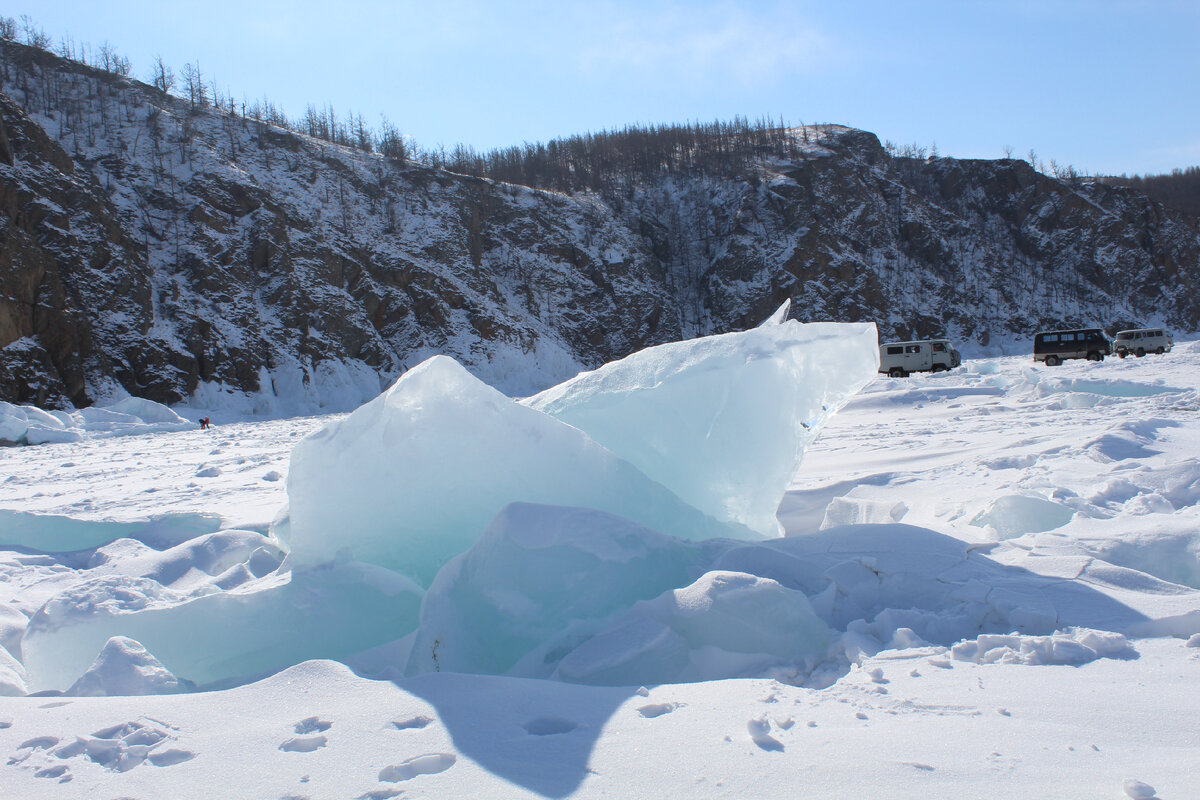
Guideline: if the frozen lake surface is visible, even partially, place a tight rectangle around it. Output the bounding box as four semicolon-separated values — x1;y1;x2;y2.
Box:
2;342;1199;798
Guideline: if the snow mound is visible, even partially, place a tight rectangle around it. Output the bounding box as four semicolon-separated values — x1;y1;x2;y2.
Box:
1123;779;1158;800
1035;377;1183;399
949;628;1135;666
0;397;193;446
67;636;188;697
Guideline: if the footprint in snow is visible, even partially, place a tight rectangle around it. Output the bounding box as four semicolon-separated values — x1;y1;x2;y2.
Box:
747;718;784;752
357;789;404;800
378;753;456;783
293;717;332;734
391;715;433;731
637;702;680;719
34;764;71;781
280;736;327;753
9;736;59;765
18;736;60;750
280;717;331;752
195;466;222;478
16;720;194;773
522;717;579;736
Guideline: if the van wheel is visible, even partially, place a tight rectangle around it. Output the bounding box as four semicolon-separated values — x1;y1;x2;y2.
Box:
889;367;906;378
1087;351;1103;362
1118;351;1127;359
1135;348;1145;357
1045;355;1061;367
1156;347;1164;355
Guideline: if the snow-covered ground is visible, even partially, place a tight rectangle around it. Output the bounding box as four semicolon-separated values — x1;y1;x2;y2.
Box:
2;342;1199;799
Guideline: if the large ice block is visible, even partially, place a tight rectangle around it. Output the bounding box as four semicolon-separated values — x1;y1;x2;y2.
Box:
280;356;742;585
526;313;879;538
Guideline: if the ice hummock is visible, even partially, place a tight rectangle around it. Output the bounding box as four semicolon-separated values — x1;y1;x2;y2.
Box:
281;313;879;585
17;313;887;692
0;397;193;446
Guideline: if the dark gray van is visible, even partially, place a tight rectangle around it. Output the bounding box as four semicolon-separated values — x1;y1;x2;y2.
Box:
1033;328;1112;366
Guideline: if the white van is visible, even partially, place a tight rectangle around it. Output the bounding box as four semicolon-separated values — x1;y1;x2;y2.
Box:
1113;328;1173;358
878;339;961;377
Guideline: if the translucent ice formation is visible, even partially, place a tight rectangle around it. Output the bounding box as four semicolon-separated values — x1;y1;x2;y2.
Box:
407;502;716;677
281;356;741;585
282;313;879;584
526;311;879;538
553;570;834;686
969;494;1076;539
21;561;423;693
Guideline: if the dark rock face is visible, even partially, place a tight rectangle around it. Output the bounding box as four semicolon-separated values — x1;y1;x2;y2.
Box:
0;91;139;407
1;41;1197;409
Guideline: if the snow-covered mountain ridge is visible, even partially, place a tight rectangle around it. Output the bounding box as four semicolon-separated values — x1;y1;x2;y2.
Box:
1;39;1197;409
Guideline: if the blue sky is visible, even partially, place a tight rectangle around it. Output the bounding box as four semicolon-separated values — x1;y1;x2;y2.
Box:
5;0;1197;175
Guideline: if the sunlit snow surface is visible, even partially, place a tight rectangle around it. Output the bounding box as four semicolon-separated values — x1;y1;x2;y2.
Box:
2;342;1200;797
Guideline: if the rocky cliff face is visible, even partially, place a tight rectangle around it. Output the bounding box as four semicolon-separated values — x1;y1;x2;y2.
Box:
1;41;1197;409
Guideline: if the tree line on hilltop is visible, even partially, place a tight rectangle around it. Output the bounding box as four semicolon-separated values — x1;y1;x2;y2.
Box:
1100;167;1200;217
0;13;825;194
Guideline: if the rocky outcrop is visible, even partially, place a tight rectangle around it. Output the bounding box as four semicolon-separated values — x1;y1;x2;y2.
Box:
0;40;1197;408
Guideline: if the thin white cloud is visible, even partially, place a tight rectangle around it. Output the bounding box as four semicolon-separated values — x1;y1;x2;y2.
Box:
576;2;833;88
1141;140;1200;169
